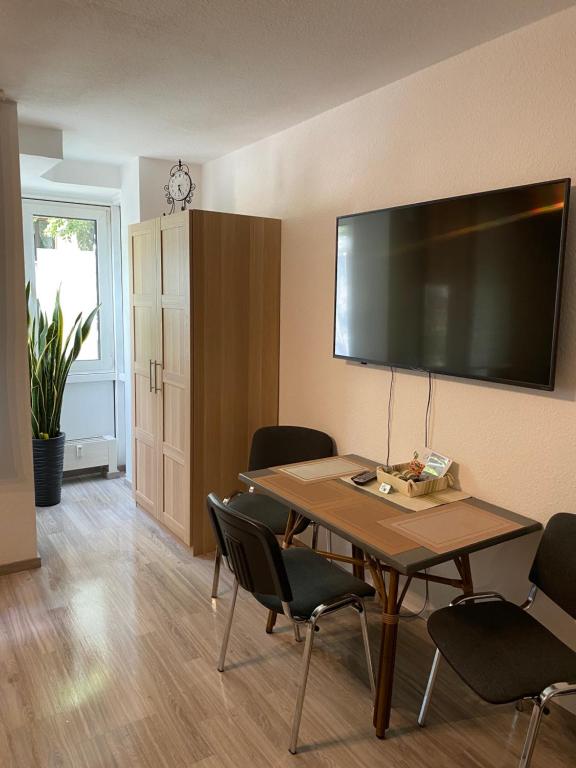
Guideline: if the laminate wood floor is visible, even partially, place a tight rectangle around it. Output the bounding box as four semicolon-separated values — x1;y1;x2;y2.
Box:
0;476;574;767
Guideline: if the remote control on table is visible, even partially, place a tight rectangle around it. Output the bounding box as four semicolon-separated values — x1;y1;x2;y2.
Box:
351;470;377;485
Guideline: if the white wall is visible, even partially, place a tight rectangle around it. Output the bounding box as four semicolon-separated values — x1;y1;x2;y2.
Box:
0;96;38;567
119;158;141;480
18;124;62;160
201;6;576;676
61;381;116;439
138;157;202;221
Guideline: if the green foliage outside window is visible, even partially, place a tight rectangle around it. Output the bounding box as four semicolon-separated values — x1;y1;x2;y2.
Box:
39;217;96;251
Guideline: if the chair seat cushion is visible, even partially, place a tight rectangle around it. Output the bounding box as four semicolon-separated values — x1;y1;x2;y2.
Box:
428;600;576;704
255;547;375;620
227;492;290;535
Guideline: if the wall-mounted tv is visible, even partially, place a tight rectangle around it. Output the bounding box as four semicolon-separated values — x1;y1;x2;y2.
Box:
333;178;570;390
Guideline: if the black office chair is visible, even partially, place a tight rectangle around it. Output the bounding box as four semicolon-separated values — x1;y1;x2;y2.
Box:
418;513;576;768
211;425;334;599
207;493;375;754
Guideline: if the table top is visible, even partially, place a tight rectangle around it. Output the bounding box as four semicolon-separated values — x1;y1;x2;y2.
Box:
240;454;542;575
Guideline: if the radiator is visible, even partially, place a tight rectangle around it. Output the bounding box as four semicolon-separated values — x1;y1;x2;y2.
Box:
63;435;119;478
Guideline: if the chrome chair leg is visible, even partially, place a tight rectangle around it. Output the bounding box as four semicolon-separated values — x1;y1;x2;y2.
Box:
289;620;316;754
211;547;222;598
356;600;375;697
217;578;238;672
518;683;576;768
519;700;544;768
418;648;442;726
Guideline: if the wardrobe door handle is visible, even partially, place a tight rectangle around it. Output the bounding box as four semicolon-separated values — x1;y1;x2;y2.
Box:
149;359;154;392
155;361;162;393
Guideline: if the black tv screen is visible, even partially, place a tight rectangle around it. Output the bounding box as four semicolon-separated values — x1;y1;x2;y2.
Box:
334;179;570;390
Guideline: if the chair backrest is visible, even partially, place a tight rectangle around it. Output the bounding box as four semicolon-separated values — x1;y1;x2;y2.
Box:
248;425;334;472
529;513;576;618
206;492;293;601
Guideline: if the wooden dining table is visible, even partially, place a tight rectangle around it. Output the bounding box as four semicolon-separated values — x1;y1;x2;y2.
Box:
239;453;542;740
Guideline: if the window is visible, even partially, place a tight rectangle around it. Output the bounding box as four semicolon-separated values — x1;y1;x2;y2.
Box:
22;200;114;375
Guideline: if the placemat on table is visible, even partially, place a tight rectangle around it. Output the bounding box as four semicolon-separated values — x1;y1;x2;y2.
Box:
275;456;369;482
377;501;522;554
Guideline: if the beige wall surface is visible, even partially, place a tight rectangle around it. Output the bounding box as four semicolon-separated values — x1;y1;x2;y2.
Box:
202;8;576;525
0;96;38;566
201;6;576;657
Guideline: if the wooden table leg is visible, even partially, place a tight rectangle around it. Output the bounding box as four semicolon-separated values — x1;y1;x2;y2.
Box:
460;553;474;595
266;510;299;634
373;568;400;738
352;545;365;579
283;509;306;549
282;510;297;548
266;610;277;634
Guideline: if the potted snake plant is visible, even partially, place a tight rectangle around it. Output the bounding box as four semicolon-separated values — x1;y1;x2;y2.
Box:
26;282;99;506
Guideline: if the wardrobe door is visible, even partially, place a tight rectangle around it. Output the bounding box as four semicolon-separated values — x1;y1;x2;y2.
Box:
157;213;191;544
130;219;161;517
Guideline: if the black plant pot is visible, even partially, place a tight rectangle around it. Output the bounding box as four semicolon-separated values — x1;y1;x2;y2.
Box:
32;432;66;507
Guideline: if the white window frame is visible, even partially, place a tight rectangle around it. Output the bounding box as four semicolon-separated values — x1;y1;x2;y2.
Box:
22;199;115;378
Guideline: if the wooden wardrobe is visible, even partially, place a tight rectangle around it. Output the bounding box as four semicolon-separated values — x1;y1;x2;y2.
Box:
129;210;280;554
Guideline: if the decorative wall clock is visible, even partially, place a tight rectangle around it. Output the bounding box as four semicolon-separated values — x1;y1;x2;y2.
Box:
164;160;196;214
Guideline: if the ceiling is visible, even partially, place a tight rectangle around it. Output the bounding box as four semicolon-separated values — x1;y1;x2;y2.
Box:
2;0;574;164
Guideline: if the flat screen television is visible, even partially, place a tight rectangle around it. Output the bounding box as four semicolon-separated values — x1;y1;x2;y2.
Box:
333;178;570;390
